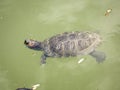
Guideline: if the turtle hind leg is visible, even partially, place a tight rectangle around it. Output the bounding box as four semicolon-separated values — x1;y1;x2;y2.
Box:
89;50;106;63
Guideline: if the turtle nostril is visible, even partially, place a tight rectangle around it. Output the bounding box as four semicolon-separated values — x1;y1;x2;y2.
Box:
24;40;29;45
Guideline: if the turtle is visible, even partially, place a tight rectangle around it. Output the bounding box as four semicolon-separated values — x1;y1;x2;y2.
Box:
16;84;40;90
24;31;106;64
16;87;32;90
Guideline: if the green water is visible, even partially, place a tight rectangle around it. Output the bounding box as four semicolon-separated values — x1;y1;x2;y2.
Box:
0;0;120;90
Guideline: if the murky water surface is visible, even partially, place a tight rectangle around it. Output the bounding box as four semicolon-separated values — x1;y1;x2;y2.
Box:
0;0;120;90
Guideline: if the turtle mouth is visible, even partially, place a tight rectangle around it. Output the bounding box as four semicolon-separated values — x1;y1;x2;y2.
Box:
24;39;35;47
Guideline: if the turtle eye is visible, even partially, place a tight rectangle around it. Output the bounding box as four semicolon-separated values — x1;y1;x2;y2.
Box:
24;40;29;45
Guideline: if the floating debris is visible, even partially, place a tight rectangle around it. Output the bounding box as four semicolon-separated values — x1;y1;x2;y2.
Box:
32;84;40;90
105;8;112;16
78;58;85;64
32;52;37;56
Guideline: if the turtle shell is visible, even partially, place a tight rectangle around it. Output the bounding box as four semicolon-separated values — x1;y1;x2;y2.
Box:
42;31;101;57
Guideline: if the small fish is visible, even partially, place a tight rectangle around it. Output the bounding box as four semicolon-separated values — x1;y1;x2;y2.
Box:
78;58;85;64
105;8;112;16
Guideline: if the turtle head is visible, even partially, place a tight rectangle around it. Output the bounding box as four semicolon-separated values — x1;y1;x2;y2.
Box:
16;87;32;90
24;39;43;51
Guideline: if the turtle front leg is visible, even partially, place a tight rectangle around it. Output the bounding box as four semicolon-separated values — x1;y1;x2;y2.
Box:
41;54;47;64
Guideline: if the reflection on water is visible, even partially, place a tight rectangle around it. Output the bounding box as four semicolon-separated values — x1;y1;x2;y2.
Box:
0;0;120;90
